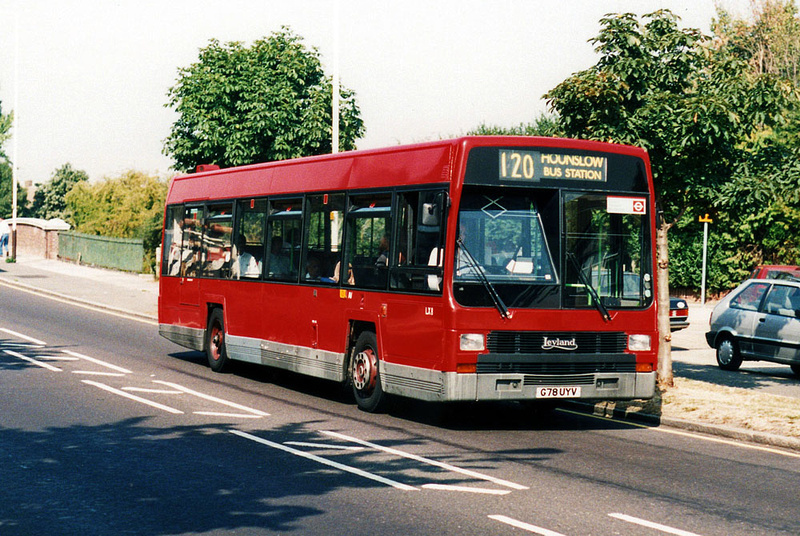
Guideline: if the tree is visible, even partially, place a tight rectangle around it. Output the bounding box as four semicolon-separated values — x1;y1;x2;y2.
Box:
65;170;168;273
164;27;364;172
0;100;24;219
544;10;791;386
469;114;562;137
31;163;89;220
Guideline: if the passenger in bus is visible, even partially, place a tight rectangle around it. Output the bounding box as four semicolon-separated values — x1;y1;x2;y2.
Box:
268;236;291;277
333;260;355;285
305;256;322;281
375;235;390;266
232;234;260;279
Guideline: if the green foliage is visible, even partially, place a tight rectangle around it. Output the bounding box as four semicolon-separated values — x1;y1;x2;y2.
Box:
65;170;168;272
0;101;11;163
164;27;364;171
31;163;89;220
469;115;562;137
545;10;791;223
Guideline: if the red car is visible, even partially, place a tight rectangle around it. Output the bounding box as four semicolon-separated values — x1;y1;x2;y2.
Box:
750;265;800;281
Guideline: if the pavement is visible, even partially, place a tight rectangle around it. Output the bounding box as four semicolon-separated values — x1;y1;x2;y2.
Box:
1;255;799;452
0;255;159;322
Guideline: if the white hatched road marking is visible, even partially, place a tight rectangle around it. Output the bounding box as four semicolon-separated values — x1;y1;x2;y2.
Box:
62;350;132;374
322;430;528;490
153;380;269;417
72;371;126;377
488;515;566;536
82;380;184;414
284;441;365;451
231;430;418;491
609;513;704;536
422;484;511;495
3;349;62;372
0;328;47;346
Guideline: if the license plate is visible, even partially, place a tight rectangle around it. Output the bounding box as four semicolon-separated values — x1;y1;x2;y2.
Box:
536;386;581;399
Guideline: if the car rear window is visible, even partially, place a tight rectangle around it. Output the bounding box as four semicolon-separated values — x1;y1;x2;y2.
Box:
730;282;769;311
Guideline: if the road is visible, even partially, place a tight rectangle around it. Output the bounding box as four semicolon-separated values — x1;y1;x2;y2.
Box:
2;287;799;536
672;304;800;398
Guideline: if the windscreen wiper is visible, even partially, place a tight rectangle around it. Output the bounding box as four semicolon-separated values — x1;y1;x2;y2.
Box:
457;237;511;320
566;252;612;322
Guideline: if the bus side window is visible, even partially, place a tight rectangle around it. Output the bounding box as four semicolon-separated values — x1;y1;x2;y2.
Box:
303;194;345;284
181;206;204;277
203;203;233;278
391;190;446;293
345;192;392;289
162;204;184;277
266;198;302;282
232;199;267;280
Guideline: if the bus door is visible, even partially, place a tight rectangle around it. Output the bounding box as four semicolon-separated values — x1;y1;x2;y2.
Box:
179;205;204;309
379;190;447;369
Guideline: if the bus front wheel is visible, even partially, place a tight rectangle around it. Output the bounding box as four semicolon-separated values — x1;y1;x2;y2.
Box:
351;331;385;412
206;309;229;373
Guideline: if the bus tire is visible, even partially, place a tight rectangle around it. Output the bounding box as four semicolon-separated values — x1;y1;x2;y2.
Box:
350;331;385;412
206;309;229;373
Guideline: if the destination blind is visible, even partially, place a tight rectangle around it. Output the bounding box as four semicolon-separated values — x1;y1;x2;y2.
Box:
499;150;607;182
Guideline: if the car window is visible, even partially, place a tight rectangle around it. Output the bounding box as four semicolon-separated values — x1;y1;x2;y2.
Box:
763;285;800;318
730;282;769;311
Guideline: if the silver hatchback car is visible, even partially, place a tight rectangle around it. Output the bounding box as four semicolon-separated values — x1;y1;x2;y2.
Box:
706;279;800;376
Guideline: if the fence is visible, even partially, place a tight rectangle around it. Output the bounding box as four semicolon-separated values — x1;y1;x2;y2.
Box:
59;232;145;273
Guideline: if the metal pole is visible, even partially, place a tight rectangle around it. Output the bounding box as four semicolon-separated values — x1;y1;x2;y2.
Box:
331;0;340;154
11;7;20;260
701;221;708;305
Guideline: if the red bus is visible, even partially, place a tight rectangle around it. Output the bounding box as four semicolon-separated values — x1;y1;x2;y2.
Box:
159;136;658;412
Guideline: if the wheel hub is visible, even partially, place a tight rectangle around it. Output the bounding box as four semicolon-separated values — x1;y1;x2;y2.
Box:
352;349;377;391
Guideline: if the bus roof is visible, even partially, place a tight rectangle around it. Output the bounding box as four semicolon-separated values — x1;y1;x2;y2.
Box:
166;136;650;205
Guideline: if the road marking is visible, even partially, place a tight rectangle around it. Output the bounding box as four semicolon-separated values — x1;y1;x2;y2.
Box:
230;430;418;491
82;380;184;414
488;515;566;536
557;407;800;459
62;350;132;374
153;381;269;417
36;356;80;361
422;484;511;495
193;411;264;419
609;513;703;536
284;441;365;451
72;371;126;377
3;349;62;371
321;430;528;490
122;387;184;394
0;328;47;346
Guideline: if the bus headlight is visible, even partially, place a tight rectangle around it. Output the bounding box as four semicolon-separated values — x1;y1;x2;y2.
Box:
628;334;651;352
460;333;485;351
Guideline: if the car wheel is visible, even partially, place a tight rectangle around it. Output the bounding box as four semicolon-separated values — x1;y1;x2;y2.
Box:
206;309;229;373
716;336;742;371
790;364;800;377
350;331;386;413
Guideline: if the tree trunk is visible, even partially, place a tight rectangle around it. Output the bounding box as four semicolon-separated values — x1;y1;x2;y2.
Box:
656;221;673;388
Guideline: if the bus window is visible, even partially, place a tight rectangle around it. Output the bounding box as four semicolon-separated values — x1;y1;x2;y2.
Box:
162;205;183;277
303;194;345;284
203;203;233;278
181;206;204;277
266;198;302;281
391;190;446;293
232;199;266;280
345;193;391;289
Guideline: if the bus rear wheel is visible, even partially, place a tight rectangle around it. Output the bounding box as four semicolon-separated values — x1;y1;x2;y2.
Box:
206;309;229;373
351;331;385;412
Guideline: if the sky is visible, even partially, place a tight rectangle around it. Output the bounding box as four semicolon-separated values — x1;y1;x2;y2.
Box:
0;0;752;187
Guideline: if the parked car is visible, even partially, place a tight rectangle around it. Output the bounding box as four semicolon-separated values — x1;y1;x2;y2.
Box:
706;279;800;376
750;264;800;281
669;297;690;331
